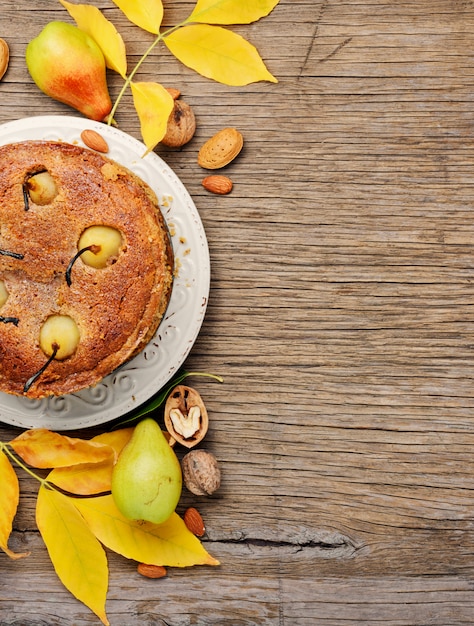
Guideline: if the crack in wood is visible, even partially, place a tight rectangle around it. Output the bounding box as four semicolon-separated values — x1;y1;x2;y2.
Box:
215;535;360;554
300;1;353;74
320;37;353;63
300;0;328;76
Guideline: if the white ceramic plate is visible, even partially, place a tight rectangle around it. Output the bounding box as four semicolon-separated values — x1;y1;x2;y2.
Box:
0;115;210;431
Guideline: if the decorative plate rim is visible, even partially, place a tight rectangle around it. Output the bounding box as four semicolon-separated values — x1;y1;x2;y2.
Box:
0;115;210;431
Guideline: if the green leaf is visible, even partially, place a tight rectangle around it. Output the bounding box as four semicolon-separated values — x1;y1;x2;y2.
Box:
36;486;109;625
59;0;127;78
187;0;280;25
130;81;174;155
164;24;277;86
112;0;163;34
73;494;220;567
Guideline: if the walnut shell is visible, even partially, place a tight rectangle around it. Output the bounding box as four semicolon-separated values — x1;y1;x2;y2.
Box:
181;449;221;496
161;100;196;148
164;385;209;448
0;38;9;81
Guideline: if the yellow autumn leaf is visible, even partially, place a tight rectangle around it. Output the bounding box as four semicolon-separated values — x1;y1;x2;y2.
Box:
73;494;220;567
46;428;170;496
92;427;135;455
112;0;163;34
43;427;134;496
59;0;127;78
164;24;277;86
36;486;109;625
130;81;174;155
0;449;29;560
47;428;135;495
10;429;114;469
47;458;114;495
188;0;280;24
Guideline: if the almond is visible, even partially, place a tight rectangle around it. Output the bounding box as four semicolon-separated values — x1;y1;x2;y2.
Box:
184;507;206;537
202;175;233;195
197;128;243;169
0;38;9;81
80;129;109;153
137;563;167;579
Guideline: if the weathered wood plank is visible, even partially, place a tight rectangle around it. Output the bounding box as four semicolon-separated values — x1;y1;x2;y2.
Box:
2;0;474;623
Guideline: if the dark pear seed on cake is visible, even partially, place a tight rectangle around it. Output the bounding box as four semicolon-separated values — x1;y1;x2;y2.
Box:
23;170;58;208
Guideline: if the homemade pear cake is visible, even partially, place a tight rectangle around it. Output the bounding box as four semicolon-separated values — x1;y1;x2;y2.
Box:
0;139;174;399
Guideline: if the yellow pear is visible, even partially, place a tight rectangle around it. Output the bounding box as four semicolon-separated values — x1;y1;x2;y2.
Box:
26;22;112;121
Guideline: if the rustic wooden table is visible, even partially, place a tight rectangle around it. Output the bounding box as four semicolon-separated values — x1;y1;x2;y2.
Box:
1;0;474;624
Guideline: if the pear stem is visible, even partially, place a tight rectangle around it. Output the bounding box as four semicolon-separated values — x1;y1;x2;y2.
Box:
185;372;224;383
0;316;19;326
23;343;59;394
65;245;100;287
0;248;24;260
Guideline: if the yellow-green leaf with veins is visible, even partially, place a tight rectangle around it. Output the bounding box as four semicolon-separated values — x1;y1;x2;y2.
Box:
187;0;280;25
112;0;163;34
59;0;127;78
0;449;29;559
36;486;109;625
10;429;114;468
131;81;174;154
164;24;277;86
73;494;220;567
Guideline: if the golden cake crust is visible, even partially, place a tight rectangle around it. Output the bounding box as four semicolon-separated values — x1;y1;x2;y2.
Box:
0;140;174;398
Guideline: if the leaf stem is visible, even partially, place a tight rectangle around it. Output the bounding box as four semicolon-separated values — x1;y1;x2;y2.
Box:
112;369;223;428
107;20;191;125
185;371;224;383
0;442;51;489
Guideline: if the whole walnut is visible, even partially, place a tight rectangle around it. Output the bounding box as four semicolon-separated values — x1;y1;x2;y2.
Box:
181;449;221;496
161;100;196;148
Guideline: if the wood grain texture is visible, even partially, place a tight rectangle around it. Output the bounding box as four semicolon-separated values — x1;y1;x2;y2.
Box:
1;0;474;624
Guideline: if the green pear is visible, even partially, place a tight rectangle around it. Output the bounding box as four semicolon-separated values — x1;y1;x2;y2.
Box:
26;22;112;122
111;418;182;524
